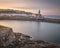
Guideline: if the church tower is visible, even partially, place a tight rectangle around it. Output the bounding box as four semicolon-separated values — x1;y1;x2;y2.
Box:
36;10;43;19
38;10;41;16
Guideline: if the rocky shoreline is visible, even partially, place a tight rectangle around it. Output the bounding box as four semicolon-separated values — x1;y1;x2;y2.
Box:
0;25;60;48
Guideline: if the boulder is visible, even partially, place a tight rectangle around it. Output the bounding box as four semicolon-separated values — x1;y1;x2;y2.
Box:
0;25;16;47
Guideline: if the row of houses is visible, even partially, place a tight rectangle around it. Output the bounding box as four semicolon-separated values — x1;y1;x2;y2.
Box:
0;9;43;19
0;13;36;17
0;9;36;17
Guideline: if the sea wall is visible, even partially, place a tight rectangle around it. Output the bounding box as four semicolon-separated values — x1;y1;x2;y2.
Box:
0;16;60;23
0;25;60;48
44;18;60;23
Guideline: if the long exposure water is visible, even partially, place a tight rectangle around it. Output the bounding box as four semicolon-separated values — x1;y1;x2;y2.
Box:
0;20;60;44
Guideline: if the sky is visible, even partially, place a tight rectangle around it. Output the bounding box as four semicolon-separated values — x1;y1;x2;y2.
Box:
0;0;60;15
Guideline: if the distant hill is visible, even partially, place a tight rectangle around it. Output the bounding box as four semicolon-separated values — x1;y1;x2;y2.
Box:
0;9;33;15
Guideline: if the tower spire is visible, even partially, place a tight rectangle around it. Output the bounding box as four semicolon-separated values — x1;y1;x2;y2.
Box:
39;10;40;15
38;10;41;16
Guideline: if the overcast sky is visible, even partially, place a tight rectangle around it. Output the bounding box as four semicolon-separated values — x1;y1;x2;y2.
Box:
0;0;60;15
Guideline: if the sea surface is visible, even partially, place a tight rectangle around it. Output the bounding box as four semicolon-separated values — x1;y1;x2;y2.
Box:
44;15;60;19
0;15;60;44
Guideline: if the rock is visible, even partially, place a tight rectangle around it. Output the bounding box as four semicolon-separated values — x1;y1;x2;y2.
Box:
0;25;16;47
0;25;60;48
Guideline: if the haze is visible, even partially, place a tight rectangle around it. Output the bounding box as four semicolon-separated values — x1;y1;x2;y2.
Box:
0;0;60;15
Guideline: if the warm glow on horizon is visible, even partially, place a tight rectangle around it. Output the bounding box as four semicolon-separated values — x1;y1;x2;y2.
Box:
0;6;38;14
0;0;60;15
0;6;60;15
0;7;60;15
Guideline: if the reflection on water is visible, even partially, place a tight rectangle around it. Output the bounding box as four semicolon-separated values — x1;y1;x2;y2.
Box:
0;20;60;44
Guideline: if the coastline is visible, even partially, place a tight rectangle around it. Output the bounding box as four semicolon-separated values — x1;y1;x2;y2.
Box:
0;16;60;23
0;25;60;48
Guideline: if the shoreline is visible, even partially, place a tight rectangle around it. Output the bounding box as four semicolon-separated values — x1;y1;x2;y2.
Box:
0;25;60;48
0;16;60;23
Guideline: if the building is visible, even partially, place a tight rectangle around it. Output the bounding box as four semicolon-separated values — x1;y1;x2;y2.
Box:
38;10;41;16
36;10;44;19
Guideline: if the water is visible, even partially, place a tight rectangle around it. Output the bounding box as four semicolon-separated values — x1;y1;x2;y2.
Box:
0;20;60;44
44;15;60;19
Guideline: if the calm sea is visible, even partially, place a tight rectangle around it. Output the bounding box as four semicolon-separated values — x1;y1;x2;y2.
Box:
0;15;60;44
44;15;60;19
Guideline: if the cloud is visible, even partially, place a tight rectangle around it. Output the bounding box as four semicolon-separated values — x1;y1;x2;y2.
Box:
0;0;60;9
0;0;60;15
41;9;60;15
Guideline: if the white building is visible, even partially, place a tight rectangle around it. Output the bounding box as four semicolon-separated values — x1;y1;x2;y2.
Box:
0;13;36;17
